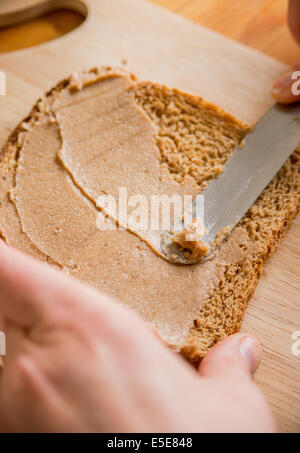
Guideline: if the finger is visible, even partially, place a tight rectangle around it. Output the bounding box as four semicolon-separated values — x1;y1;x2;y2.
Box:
198;333;261;380
0;241;61;326
288;0;300;45
0;355;67;433
271;61;300;104
0;241;113;328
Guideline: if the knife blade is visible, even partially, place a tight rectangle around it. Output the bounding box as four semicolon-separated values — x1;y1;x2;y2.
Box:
161;102;300;264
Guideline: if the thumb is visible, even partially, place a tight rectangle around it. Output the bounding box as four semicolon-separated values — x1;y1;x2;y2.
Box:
271;61;300;104
198;333;262;380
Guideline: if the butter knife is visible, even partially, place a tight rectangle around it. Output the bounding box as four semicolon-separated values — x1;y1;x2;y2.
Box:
161;102;300;264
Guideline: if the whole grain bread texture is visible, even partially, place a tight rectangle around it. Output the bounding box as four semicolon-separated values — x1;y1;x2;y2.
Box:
0;67;299;365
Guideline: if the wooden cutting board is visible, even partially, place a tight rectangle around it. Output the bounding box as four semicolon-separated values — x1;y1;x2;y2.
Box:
0;0;299;432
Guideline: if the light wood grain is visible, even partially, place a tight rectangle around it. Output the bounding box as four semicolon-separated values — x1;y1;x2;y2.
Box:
1;0;298;65
152;0;299;65
0;0;299;432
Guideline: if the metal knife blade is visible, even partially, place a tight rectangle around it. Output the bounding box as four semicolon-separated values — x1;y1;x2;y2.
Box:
161;102;300;264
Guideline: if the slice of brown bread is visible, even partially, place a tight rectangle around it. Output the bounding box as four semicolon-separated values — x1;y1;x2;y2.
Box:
135;81;300;363
0;67;299;364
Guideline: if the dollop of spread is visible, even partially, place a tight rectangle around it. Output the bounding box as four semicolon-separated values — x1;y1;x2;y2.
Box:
172;218;210;261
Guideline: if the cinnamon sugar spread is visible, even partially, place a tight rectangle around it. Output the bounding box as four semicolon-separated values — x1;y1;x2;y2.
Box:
0;68;265;350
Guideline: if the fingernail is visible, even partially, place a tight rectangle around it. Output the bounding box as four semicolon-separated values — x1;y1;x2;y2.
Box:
240;336;261;374
271;85;283;95
271;71;293;95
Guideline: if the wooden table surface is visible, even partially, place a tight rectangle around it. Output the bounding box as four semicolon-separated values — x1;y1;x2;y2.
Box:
0;0;299;433
0;0;299;65
154;0;299;65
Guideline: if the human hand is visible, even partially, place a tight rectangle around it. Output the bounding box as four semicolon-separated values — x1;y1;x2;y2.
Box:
272;0;300;103
0;242;275;433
